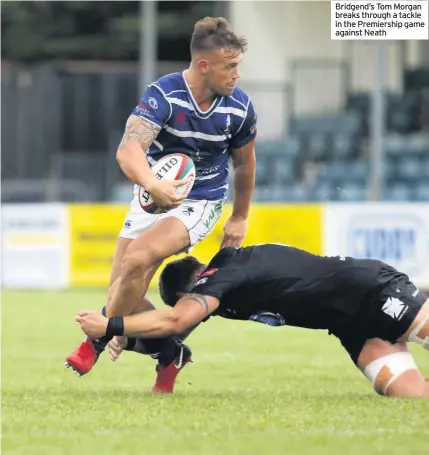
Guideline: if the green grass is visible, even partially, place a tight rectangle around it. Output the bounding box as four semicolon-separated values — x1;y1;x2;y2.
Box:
2;289;428;455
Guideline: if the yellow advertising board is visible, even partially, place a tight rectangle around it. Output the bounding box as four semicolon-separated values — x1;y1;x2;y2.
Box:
69;204;128;286
68;203;322;288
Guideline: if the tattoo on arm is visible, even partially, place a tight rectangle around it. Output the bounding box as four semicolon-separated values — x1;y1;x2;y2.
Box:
188;294;210;315
119;115;161;152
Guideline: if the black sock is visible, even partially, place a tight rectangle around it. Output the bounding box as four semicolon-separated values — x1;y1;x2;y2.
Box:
90;306;112;355
124;337;137;351
138;337;180;367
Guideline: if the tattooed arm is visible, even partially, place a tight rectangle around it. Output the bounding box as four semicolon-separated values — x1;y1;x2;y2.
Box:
120;293;220;338
116;115;186;207
116;115;161;190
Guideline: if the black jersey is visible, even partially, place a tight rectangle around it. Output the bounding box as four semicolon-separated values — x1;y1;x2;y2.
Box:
191;244;382;334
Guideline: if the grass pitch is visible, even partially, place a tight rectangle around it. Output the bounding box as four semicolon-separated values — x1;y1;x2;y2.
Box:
2;289;428;455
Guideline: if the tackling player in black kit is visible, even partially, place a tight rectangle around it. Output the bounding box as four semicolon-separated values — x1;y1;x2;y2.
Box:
76;244;429;398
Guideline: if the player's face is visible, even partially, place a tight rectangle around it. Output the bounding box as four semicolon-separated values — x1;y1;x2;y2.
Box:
202;48;242;96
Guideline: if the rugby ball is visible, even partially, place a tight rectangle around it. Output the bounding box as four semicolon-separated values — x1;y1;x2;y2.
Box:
138;153;196;214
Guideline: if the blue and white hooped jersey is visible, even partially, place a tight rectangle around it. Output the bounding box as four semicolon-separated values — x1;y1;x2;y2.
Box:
131;71;257;201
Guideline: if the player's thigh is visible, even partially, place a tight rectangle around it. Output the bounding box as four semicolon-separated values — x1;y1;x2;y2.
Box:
116;195;183;270
126;217;190;267
129;198;226;262
158;198;225;249
357;338;425;397
119;198;225;278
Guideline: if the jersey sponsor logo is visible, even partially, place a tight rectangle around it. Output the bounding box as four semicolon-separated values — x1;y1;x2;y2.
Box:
195;277;208;286
198;165;221;175
134;106;155;120
149;97;158;109
203;200;223;230
381;297;409;320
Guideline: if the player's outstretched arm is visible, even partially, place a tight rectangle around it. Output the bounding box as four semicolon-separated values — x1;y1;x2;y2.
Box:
124;293;218;337
221;139;256;248
76;294;219;339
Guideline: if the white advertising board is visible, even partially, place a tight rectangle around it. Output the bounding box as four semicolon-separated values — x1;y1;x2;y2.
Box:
1;204;69;289
324;203;429;289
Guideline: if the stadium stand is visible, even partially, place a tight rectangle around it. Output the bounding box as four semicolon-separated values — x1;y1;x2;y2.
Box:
250;67;429;203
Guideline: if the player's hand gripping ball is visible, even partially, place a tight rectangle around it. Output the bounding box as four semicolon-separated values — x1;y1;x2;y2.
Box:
138;153;196;214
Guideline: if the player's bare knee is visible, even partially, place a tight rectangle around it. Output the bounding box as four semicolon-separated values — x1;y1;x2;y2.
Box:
363;352;419;397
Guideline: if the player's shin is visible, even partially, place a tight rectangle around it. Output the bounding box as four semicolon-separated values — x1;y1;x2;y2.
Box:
108;261;159;319
127;338;182;366
90;306;112;355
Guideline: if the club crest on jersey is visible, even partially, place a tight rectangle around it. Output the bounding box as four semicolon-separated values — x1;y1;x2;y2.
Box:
189;150;203;163
149;97;158;109
381;297;409;320
176;112;185;123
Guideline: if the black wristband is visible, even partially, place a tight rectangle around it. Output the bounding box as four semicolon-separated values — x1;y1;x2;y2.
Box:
106;316;124;338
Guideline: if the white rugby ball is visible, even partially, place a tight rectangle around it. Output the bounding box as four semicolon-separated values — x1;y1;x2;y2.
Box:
138;153;196;214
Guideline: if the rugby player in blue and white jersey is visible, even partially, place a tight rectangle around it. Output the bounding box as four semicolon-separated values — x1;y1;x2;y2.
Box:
66;17;258;392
